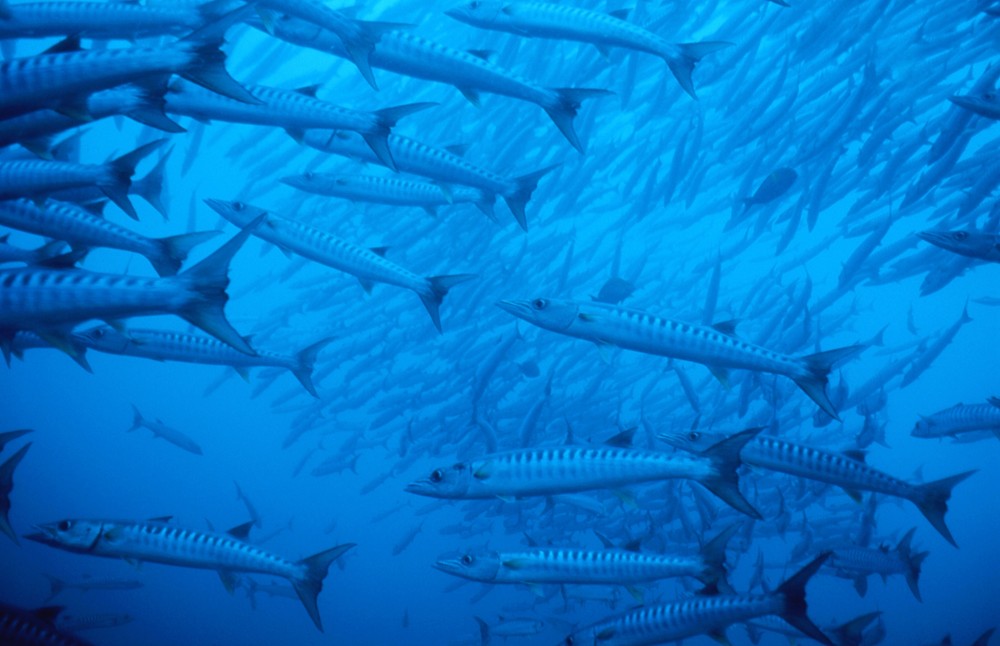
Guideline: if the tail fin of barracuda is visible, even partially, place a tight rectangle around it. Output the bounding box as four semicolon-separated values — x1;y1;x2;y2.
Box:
829;612;882;646
419;274;477;333
339;20;408;91
503;164;560;231
774;553;834;646
291;543;356;632
132;146;172;220
697;522;740;589
666;42;733;99
150;231;219;277
698;428;762;519
362;103;436;171
179;6;259;104
103;139;167;220
543;88;612;154
0;442;30;545
127;405;145;432
912;470;975;547
176;220;261;355
794;344;866;421
290;338;335;398
895;528;927;602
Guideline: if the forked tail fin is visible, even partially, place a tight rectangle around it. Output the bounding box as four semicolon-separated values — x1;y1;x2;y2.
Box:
911;469;975;547
698;428;763;519
291;543;356;632
0;442;30;545
502;164;560;231
418;274;477;333
794;344;866;420
665;42;733;99
290;338;335;398
774;552;834;646
543;88;612;154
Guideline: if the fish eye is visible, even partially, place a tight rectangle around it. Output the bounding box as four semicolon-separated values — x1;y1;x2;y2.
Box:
688;431;701;441
564;638;574;646
233;202;245;211
461;554;474;565
58;520;72;531
532;298;548;310
470;0;480;7
430;469;443;483
93;328;105;338
304;171;314;180
952;231;968;241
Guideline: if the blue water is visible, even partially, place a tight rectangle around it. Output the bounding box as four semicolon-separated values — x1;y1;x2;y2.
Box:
2;0;1000;644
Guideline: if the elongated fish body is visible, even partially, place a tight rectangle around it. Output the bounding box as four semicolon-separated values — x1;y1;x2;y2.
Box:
0;159;118;201
0;602;94;646
829;545;911;578
281;173;491;214
164;81;430;170
27;518;355;631
498;298;862;418
661;430;975;547
913;400;1000;439
0;84;180;150
918;230;1000;263
57;613;133;633
445;1;730;98
0;1;212;39
434;548;709;585
0;199;215;276
128;406;203;455
408;429;762;517
205;199;474;332
563;554;833;646
0;225;255;355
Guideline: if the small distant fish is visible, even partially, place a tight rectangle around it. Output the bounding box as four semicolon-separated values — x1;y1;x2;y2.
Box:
127;405;203;455
44;573;143;599
591;277;635;304
56;612;134;633
828;528;927;602
912;399;1000;441
743;167;798;212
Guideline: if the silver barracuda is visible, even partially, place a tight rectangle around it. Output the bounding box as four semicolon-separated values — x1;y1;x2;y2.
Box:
25;518;354;632
298;129;555;230
127;405;204;455
75;325;331;398
560;553;834;646
0;0;234;39
0;222;258;358
0;602;94;646
661;429;974;547
497;298;864;419
918;229;1000;263
827;528;927;602
406;429;763;518
445;0;731;99
165;79;432;170
912;398;1000;441
204;199;475;332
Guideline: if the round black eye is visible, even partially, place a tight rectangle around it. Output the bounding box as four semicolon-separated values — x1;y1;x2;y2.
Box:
233;202;245;211
304;171;314;180
688;431;700;441
532;298;548;310
565;638;574;646
94;328;105;338
953;231;968;241
430;469;443;483
471;0;480;7
58;520;72;531
461;554;474;565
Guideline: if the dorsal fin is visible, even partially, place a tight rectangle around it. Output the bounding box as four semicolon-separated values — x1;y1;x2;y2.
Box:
711;320;739;336
522;532;538;547
467;48;494;61
593;530;615;549
605;427;636;447
842;449;866;463
147;515;173;523
444;143;469;157
609;8;631;20
369;246;389;257
294;84;320;97
43;36;81;55
623;538;641;552
226;520;255;540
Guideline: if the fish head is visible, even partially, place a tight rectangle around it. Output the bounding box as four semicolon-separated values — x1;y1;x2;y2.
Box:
496;298;579;332
657;428;724;452
405;462;473;498
918;229;993;256
910;415;935;437
75;325;132;352
25;519;108;553
203;199;270;229
444;1;506;25
559;624;616;646
432;550;502;581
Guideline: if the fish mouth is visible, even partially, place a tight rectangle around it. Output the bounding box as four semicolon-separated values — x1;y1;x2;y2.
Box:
656;432;687;448
495;299;532;319
202;198;232;215
431;558;461;573
917;230;951;248
404;481;431;495
23;525;57;545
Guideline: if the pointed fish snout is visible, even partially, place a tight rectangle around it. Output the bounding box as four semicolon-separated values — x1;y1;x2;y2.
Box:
496;299;529;317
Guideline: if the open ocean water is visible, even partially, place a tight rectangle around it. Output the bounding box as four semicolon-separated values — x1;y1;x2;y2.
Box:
1;0;999;644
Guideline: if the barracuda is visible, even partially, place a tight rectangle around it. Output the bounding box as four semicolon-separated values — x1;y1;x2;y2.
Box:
497;297;864;419
25;518;354;632
913;398;1000;440
165;79;432;170
406;428;763;518
0;9;255;120
299;129;555;230
445;0;731;99
250;13;610;153
0;223;258;359
434;524;738;588
0;0;231;39
561;553;833;646
281;172;494;219
75;325;331;397
828;528;927;601
0;602;94;646
0;199;216;276
661;429;975;547
205;199;474;332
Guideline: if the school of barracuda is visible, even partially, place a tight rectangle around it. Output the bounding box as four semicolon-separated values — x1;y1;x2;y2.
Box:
0;0;998;644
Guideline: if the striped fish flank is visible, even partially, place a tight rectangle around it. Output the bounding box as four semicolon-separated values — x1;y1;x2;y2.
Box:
25;518;354;632
0;602;93;646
